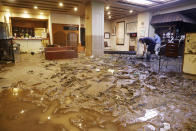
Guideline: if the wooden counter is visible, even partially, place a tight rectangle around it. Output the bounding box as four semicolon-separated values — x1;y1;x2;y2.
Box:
13;38;49;40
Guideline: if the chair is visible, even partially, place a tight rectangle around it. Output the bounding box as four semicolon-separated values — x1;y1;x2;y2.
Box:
158;43;181;72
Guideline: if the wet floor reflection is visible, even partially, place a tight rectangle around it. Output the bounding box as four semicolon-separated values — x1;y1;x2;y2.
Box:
0;54;196;131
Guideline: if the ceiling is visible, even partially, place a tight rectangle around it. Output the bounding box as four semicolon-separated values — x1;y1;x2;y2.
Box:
0;0;86;16
180;8;196;21
103;0;190;20
0;0;194;21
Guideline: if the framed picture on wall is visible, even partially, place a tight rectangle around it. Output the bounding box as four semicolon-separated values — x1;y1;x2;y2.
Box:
116;21;125;45
104;32;110;39
126;22;137;33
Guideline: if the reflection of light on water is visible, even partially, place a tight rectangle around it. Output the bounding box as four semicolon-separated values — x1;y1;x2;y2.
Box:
160;123;170;131
138;109;159;121
78;123;82;128
108;69;114;74
146;124;155;131
47;116;51;120
65;97;72;104
20;110;25;114
95;68;100;72
13;88;19;96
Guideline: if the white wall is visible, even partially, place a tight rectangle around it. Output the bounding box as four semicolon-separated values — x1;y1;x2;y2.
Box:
49;13;81;44
0;12;9;23
104;20;112;47
107;12;154;53
50;13;80;25
110;15;138;51
137;12;155;54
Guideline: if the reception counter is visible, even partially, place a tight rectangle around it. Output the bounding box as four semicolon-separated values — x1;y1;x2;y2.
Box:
13;38;49;53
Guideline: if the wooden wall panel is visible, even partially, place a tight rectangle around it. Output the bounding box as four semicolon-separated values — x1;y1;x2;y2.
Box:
11;18;48;28
52;23;79;46
85;2;92;56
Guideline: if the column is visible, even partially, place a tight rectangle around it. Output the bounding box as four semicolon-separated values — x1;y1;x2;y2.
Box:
137;12;155;55
85;1;104;56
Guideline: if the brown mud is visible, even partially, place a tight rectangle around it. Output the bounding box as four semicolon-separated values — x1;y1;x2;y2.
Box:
0;54;195;131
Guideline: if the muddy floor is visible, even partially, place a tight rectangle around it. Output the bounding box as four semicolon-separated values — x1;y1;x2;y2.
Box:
0;54;196;131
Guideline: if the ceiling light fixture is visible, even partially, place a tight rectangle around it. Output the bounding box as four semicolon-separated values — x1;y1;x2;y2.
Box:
34;6;38;9
126;0;153;5
74;7;78;11
107;11;111;15
106;6;110;10
109;16;111;19
129;10;133;13
59;2;63;7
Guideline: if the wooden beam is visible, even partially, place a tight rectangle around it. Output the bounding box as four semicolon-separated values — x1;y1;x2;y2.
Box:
20;0;82;5
1;0;78;7
1;3;69;13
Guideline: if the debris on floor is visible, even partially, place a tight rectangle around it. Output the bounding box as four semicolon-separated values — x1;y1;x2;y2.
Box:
0;54;195;131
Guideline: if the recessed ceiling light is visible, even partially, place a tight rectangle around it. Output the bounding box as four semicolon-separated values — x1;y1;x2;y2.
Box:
59;2;63;7
106;6;110;10
74;7;78;11
34;6;38;9
107;11;111;15
129;10;133;13
109;16;111;19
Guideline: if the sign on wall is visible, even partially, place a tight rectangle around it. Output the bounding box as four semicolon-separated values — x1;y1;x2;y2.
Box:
63;26;79;31
126;22;137;33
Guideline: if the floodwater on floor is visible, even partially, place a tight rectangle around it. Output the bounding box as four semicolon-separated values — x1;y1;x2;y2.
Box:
0;54;195;131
